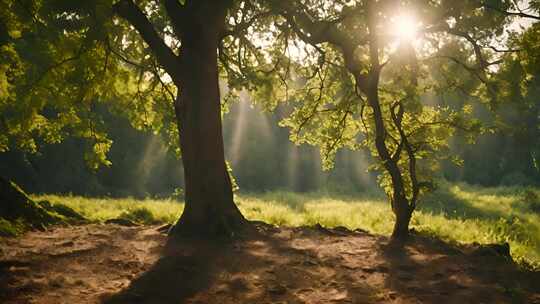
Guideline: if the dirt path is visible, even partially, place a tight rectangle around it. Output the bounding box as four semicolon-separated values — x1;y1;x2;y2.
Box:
1;224;539;304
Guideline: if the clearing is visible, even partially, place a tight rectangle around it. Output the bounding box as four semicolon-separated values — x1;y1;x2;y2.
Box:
1;223;539;304
30;183;540;265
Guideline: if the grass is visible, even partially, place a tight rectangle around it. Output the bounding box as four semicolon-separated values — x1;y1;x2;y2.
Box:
31;182;540;267
32;195;183;225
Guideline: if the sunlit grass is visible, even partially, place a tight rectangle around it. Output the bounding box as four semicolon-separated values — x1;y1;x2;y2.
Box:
237;191;393;234
33;195;183;225
31;182;540;267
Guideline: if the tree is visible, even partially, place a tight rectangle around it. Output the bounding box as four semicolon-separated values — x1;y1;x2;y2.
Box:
255;0;530;239
483;20;540;185
112;0;249;237
1;0;280;237
430;2;540;187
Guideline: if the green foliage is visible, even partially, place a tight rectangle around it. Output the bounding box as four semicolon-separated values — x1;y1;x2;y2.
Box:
0;0;182;168
0;103;186;197
226;161;240;192
245;1;540;222
1;0;112;167
443;22;540;186
244;0;509;208
3;0;538;199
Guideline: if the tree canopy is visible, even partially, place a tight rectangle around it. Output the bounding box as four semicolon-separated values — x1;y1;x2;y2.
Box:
225;0;540;237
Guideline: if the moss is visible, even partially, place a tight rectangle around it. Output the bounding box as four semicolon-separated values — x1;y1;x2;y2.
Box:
38;200;87;223
1;177;61;228
0;177;86;236
0;218;23;237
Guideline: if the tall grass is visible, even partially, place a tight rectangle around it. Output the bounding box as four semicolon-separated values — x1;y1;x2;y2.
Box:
32;182;540;267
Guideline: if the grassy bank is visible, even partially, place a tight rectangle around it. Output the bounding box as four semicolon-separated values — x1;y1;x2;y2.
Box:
32;182;540;267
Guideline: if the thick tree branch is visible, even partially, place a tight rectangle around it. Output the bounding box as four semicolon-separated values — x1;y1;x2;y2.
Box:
268;0;367;77
162;0;185;38
113;0;182;83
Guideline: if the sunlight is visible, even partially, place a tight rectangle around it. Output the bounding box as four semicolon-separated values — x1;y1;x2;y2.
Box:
391;13;421;42
228;91;249;166
136;136;167;195
287;146;299;190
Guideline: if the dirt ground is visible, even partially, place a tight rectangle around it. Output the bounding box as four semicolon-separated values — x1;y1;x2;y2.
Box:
0;223;539;304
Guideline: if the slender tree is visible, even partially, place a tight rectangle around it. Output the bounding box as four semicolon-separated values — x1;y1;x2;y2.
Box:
256;0;530;239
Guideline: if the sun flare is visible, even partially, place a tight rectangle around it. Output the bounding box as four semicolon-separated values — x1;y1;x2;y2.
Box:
392;14;420;42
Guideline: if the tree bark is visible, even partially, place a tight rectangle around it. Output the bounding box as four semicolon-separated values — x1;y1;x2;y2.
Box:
114;0;246;238
360;74;413;240
366;83;412;240
168;1;246;238
391;197;413;239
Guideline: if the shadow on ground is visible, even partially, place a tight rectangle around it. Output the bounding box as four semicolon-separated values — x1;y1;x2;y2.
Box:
381;234;540;303
417;187;507;221
104;224;378;304
103;224;540;304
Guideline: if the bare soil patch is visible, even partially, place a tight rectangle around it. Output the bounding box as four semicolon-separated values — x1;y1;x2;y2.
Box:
1;223;539;303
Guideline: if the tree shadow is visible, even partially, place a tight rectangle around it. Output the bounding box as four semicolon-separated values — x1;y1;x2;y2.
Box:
417;187;506;221
103;242;216;303
103;223;379;304
257;187;509;223
251;190;387;215
378;234;540;304
3;222;538;303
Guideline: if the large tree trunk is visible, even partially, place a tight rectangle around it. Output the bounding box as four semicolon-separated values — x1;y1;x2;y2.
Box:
168;1;246;238
113;0;246;238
